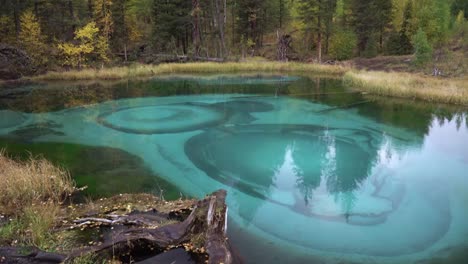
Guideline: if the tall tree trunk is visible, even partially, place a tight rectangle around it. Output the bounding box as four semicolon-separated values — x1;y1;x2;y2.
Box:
317;16;322;62
214;0;226;58
34;0;39;17
124;44;127;62
208;0;224;57
192;0;201;57
88;0;93;18
68;0;76;36
279;0;283;28
13;0;20;40
379;27;383;52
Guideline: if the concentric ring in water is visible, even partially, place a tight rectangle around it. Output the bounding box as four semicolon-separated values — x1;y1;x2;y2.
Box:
185;123;450;256
97;103;226;134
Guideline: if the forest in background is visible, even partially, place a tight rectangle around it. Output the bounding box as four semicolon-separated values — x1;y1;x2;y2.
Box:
0;0;467;73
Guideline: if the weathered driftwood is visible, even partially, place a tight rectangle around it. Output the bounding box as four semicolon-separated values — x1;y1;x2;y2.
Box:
277;32;292;62
69;190;233;263
0;190;236;264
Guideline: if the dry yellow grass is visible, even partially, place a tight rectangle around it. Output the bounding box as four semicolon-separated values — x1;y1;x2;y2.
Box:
31;61;349;81
344;71;468;106
0;151;75;215
27;62;468;105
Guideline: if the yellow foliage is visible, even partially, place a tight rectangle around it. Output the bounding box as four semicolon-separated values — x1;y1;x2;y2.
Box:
93;0;113;39
18;10;48;66
75;21;100;41
127;16;142;43
58;22;109;68
455;11;465;27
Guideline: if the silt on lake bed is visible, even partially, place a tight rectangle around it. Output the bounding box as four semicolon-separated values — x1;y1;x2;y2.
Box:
1;75;468;264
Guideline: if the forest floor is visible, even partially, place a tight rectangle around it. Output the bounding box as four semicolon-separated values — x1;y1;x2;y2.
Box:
351;55;414;72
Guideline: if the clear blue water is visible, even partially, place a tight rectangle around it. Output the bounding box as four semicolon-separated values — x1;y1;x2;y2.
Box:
1;75;468;263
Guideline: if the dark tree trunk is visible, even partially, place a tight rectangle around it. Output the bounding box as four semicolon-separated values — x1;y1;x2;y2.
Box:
192;0;201;57
13;0;20;40
214;0;226;58
279;0;283;28
68;0;76;36
316;0;322;63
88;0;93;18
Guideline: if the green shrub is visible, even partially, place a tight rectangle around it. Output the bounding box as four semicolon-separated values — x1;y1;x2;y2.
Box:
413;28;433;66
386;31;413;55
329;30;357;60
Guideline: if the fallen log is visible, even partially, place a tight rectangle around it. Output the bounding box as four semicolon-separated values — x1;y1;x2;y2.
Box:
69;190;233;263
0;190;237;264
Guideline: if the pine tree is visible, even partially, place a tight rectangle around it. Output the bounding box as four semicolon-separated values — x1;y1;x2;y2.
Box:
236;0;265;48
413;28;432;66
152;0;192;54
18;10;48;67
351;0;375;54
0;15;16;45
398;0;414;54
374;0;393;51
297;0;337;62
351;0;391;55
111;0;130;61
89;0;110;60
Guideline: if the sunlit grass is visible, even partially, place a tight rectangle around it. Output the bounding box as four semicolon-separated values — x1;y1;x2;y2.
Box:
27;62;468;105
31;62;349;81
344;71;468;106
0;150;75;215
0;203;60;249
0;151;76;250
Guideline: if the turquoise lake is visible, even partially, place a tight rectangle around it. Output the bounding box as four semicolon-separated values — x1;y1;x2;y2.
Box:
1;75;468;263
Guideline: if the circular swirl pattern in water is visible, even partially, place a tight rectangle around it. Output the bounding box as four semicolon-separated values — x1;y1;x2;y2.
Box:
186;125;396;222
185;123;450;256
97;104;227;134
0;110;26;129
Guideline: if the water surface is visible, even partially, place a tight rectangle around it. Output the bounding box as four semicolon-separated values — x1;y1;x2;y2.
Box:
1;75;467;263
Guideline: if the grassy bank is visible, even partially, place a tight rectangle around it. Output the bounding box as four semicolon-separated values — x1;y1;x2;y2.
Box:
0;151;74;215
30;62;349;81
344;71;468;106
22;61;468;106
0;152;199;262
0;150;74;249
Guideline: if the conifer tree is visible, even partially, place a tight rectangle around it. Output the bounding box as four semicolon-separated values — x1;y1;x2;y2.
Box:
413;28;432;66
18;10;48;66
398;0;414;54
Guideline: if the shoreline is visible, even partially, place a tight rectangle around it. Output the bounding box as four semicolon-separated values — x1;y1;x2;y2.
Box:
2;61;467;107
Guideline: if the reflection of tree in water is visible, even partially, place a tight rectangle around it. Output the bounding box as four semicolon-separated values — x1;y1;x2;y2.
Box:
359;95;468;138
339;192;357;221
293;129;380;209
436;113;467;131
